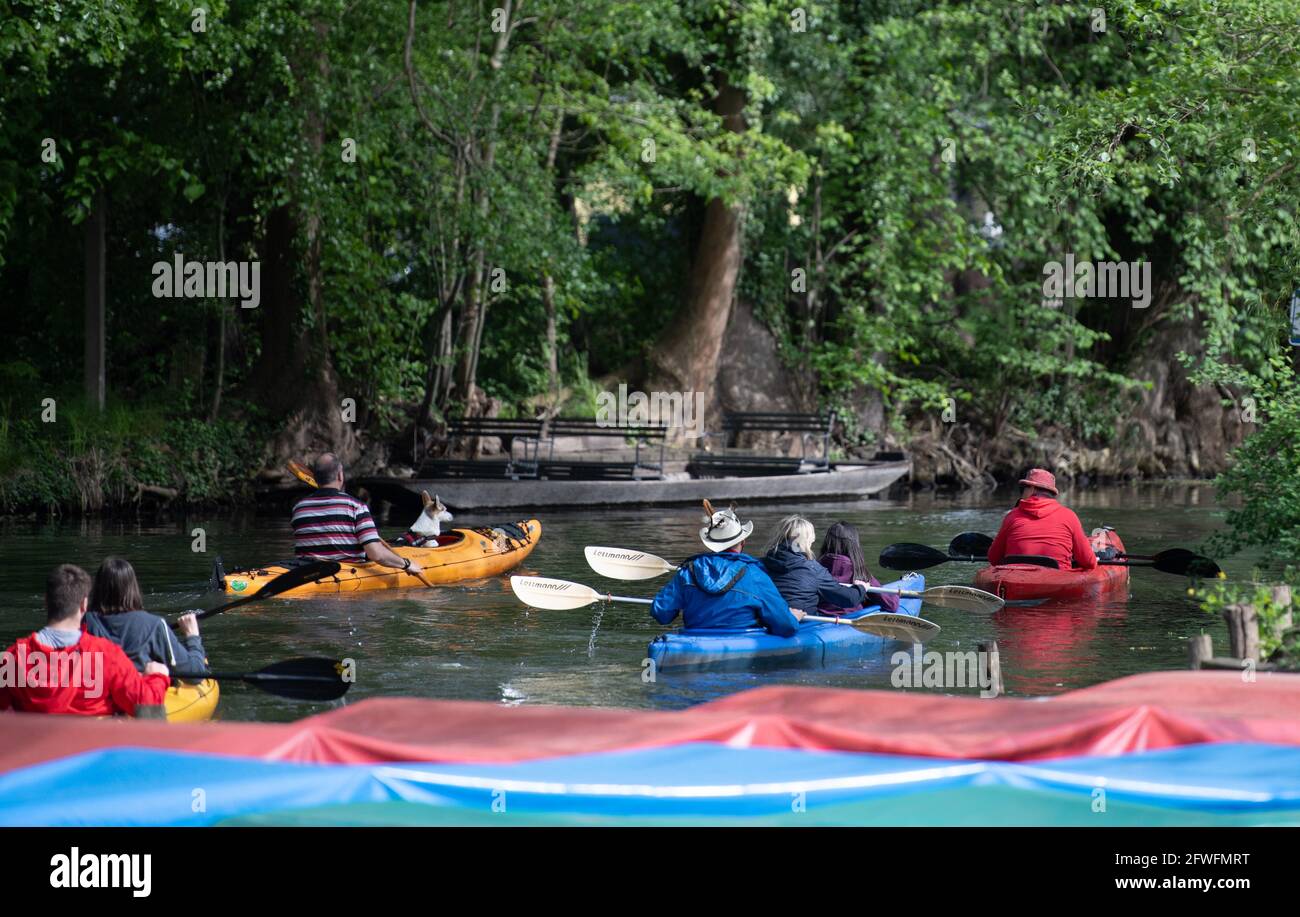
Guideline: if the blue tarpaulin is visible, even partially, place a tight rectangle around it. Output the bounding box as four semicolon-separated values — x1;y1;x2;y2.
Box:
2;742;1299;826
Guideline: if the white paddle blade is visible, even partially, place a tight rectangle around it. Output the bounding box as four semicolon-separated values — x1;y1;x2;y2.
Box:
922;585;1004;614
584;546;676;581
509;576;602;610
852;613;941;643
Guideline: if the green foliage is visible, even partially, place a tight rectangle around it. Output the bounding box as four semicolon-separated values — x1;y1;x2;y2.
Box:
5;0;1300;519
1195;570;1297;660
0;396;265;514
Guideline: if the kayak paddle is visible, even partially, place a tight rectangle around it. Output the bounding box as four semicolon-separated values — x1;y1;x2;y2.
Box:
1111;549;1221;577
512;576;941;642
288;459;438;589
995;550;1222;577
879;543;987;570
948;532;992;558
192;561;342;622
584;547;1004;613
803;612;941;642
172;657;353;701
510;575;653;610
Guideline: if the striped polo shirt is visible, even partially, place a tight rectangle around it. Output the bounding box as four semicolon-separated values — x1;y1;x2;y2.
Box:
291;488;382;562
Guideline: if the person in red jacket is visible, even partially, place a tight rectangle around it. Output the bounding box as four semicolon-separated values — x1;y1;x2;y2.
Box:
987;469;1103;571
0;564;169;716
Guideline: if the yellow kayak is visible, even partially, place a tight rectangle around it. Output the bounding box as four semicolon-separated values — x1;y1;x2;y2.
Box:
221;520;541;595
163;679;220;723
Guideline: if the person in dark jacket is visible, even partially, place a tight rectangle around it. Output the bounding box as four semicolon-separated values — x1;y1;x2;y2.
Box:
762;516;873;614
83;557;210;675
651;502;803;637
0;564;169;716
817;522;898;614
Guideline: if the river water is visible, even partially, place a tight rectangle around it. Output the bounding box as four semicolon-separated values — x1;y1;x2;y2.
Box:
0;484;1245;722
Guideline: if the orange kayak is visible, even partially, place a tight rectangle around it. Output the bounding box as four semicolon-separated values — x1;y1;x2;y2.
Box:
973;528;1129;602
221;520;541;595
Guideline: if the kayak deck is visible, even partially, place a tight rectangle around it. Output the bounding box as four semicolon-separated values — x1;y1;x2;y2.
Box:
973;529;1128;602
163;679;220;723
221;520;541;595
647;574;925;672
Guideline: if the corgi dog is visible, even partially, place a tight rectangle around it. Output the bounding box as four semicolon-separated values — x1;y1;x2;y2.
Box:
409;491;453;538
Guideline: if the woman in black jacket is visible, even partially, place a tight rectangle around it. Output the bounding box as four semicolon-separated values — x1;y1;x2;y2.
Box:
83;557;209;674
762;516;870;615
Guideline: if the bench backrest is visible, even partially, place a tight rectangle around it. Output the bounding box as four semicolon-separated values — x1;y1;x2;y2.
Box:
548;417;669;440
722;411;834;434
445;417;546;438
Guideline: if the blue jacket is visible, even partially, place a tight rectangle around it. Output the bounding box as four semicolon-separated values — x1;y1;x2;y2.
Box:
762;543;867;613
651;552;800;637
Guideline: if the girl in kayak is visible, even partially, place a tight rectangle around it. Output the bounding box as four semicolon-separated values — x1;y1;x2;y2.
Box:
651;502;804;636
762;516;874;615
817;522;899;614
83;558;210;676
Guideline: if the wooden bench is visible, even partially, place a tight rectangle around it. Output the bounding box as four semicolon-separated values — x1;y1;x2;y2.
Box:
689;411;836;478
543;417;668;480
422;416;546;480
686;455;807;478
416;458;517;480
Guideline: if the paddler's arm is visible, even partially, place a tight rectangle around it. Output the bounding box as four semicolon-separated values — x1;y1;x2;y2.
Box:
812;563;868;609
362;540;423;573
1069;514;1098;571
650;569;686;625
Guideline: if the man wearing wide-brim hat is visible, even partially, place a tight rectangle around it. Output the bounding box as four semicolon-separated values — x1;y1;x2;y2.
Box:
650;502;803;637
987;469;1107;571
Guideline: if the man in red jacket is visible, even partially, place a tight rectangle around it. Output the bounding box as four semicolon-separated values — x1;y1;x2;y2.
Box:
0;564;169;716
987;469;1105;571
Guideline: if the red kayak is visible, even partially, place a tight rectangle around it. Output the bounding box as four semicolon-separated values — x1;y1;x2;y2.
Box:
974;529;1129;602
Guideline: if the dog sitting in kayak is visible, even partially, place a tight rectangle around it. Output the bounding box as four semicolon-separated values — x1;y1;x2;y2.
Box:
392;491;453;547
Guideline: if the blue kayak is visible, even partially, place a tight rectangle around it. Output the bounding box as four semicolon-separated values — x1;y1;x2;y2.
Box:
647;574;924;671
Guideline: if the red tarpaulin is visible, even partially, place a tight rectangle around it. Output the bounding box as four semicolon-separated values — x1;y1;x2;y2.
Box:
2;671;1298;774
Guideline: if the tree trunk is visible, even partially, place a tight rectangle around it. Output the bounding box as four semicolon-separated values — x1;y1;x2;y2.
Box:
646;74;746;422
84;191;106;411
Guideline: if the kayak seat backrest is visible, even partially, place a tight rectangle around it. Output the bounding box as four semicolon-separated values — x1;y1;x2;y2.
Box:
1002;554;1060;569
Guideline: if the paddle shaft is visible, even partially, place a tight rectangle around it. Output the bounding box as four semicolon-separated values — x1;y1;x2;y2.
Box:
174;671;341;683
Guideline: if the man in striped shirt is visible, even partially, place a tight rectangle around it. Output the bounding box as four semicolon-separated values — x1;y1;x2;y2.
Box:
291;453;424;575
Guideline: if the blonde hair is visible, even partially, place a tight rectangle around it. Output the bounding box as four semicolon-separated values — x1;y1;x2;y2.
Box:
768;515;816;559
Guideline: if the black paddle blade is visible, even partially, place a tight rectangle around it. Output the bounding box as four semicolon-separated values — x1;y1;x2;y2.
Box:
197;561;343;621
257;561;343;598
948;532;992;559
243;657;353;701
879;543;951;570
1151;549;1222;578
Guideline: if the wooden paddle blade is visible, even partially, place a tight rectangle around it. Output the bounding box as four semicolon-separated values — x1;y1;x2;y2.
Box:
584;546;676;580
510;576;602;610
879;543;951;570
852;613;941;642
948;532;992;559
920;585;1005;614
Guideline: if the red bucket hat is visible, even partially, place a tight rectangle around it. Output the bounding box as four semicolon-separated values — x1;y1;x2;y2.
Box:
1018;468;1059;495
